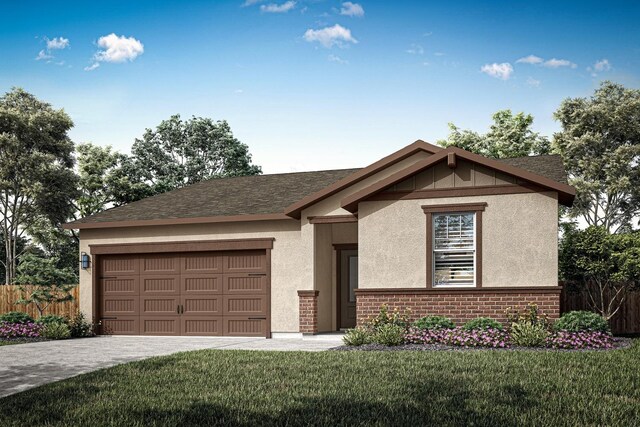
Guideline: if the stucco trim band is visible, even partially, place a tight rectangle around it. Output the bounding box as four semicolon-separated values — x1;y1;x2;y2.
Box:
89;238;275;255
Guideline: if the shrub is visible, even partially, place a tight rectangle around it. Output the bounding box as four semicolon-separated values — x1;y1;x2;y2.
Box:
506;303;549;329
412;315;455;330
463;317;503;331
546;331;614;349
0;311;34;324
405;326;450;344
369;304;411;330
510;321;549;347
69;312;95;338
553;311;610;333
42;322;71;340
36;314;68;326
0;321;43;339
373;323;405;346
343;327;372;346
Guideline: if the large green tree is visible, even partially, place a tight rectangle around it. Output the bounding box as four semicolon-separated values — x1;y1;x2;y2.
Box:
553;81;640;233
123;115;262;200
438;110;551;158
0;88;78;284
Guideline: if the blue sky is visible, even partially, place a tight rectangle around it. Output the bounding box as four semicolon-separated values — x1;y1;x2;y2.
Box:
1;0;639;173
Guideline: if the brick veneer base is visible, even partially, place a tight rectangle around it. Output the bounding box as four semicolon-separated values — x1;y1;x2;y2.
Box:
298;290;319;334
355;287;561;326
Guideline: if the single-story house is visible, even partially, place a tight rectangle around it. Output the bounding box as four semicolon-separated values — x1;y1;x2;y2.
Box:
64;140;575;337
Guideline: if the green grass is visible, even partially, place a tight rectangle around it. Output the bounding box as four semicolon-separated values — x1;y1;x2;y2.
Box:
1;342;640;426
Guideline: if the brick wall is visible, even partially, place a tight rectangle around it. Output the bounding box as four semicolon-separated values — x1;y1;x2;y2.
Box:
298;290;319;334
355;288;561;326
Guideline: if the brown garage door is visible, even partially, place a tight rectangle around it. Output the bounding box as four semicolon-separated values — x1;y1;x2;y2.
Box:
98;250;268;336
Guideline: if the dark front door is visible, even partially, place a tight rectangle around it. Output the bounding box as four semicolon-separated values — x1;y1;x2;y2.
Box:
339;248;358;329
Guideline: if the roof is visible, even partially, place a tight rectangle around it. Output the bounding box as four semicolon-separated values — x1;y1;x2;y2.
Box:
65;168;360;228
64;143;572;229
341;148;575;212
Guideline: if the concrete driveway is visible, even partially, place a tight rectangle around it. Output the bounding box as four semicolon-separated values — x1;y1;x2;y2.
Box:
0;335;339;398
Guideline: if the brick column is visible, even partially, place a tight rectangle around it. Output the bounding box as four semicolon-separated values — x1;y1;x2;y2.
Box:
298;290;319;335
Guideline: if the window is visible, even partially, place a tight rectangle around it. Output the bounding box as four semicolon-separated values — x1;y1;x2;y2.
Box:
432;213;475;287
422;203;486;288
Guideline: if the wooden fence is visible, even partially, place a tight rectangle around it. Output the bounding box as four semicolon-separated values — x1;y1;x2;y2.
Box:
0;285;80;318
561;288;640;335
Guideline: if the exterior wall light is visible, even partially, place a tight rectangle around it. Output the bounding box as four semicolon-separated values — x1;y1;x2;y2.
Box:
81;252;91;270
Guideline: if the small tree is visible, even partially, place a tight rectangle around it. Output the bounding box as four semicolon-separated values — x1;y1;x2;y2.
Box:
560;226;640;321
14;253;78;317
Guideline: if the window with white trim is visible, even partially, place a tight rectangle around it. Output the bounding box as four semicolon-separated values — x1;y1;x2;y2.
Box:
432;212;476;287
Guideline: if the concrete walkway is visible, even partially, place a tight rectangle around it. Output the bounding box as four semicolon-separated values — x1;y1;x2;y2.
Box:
0;335;339;398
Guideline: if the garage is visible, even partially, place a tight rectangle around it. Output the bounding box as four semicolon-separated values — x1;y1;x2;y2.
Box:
92;240;272;337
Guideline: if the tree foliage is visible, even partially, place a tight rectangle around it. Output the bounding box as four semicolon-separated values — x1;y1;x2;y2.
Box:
122;115;261;200
438;110;551;158
0;88;78;284
553;81;640;233
560;226;640;321
14;253;78;317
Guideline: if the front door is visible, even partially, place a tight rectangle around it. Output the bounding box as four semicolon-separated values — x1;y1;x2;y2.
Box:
339;248;358;329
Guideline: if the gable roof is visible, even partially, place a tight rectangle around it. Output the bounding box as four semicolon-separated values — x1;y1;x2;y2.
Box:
64;141;574;230
340;147;575;212
64;168;360;229
283;139;442;219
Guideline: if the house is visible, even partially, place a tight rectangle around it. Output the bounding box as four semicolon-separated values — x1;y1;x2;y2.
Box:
64;140;575;337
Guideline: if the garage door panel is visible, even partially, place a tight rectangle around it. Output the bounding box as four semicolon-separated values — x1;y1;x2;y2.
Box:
141;296;180;315
223;274;267;294
100;255;139;276
100;277;139;296
182;252;223;274
182;296;220;315
182;274;222;295
223;316;267;337
224;251;266;273
182;316;222;336
141;254;180;274
223;295;267;316
101;295;139;316
101;316;139;335
141;275;180;295
141;316;181;335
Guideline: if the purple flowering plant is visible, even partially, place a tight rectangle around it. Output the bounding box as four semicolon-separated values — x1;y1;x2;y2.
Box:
0;321;44;339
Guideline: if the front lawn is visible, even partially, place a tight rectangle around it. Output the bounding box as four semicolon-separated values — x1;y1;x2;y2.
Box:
1;341;639;426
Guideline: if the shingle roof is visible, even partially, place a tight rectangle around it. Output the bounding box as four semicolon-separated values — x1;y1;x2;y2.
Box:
66;154;568;226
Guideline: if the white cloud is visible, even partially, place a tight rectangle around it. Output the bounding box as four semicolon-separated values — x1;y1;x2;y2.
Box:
588;59;612;76
260;1;296;13
242;0;264;6
423;31;433;37
526;77;541;87
328;54;348;64
35;50;53;61
340;2;364;17
84;63;100;71
480;62;513;80
93;33;144;63
303;24;357;48
516;54;543;64
406;44;424;55
46;37;69;50
542;58;577;68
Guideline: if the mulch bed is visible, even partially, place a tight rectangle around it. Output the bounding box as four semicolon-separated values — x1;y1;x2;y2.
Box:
331;337;633;352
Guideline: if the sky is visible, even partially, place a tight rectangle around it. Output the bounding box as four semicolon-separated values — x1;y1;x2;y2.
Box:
1;0;639;173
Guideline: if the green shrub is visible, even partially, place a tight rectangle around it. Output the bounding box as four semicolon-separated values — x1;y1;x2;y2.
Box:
69;312;95;338
412;315;455;330
342;327;372;346
369;304;411;330
463;317;503;331
36;314;68;326
510;321;549;347
0;311;34;324
506;303;549;329
553;311;610;333
42;322;71;340
373;323;405;346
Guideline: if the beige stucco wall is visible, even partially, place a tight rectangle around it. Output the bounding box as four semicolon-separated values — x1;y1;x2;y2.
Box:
79;220;306;333
358;192;559;289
